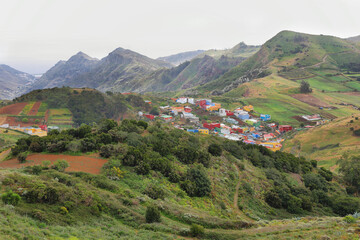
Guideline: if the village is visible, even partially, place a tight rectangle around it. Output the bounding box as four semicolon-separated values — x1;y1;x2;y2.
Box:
140;97;329;152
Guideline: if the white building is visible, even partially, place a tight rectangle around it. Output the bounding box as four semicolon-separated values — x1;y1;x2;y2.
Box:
176;97;188;104
188;98;195;104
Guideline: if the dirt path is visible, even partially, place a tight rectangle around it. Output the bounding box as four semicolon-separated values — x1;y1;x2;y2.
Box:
233;164;241;210
0;149;11;162
301;55;328;69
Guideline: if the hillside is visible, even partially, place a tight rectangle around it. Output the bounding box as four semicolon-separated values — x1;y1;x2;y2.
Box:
0;119;359;239
129;55;245;93
11;87;150;126
30;48;172;93
198;42;261;59
202;31;360;93
283;114;360;170
157;50;205;65
0;64;37;100
346;35;360;43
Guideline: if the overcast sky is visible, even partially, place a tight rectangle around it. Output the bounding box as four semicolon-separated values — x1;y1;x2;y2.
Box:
0;0;359;74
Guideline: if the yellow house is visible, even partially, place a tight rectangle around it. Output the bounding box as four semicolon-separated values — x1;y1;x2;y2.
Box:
243;105;254;112
206;103;221;111
198;128;209;135
259;142;282;152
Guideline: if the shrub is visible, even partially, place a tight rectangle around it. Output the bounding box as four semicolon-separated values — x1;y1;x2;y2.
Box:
287;194;302;214
52;160;69;172
208;143;222;156
17;152;28;163
332;196;360;216
190;223;204;237
31;165;43;175
135;161;151;175
144;184;165;200
344;215;357;223
59;206;69;215
182;165;211;197
145;205;161;223
319;167;333;181
22;118;29;123
310;160;317;168
1;190;21;206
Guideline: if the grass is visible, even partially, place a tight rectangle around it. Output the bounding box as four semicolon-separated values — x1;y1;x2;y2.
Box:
297;77;352;92
49;108;72;116
0;128;27;152
345;82;360;91
283;115;360;170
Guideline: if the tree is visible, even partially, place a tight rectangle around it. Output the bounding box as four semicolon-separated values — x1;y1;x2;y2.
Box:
190;224;204;237
300;80;312;93
338;155;360;192
17;152;28;163
145;205;161;223
149;107;159;116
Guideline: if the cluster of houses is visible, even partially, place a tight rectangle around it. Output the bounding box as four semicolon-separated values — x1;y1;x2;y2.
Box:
138;97;297;152
0;124;48;137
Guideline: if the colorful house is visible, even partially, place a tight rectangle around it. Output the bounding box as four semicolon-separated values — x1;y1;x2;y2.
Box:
160;115;173;121
206;103;221;111
198;128;209;135
187;129;199;133
260;114;271;121
145;100;152;105
184;106;192;112
237;112;250;120
279;125;293;133
144;114;155;120
176;97;188;104
243;105;254;112
203;122;221;130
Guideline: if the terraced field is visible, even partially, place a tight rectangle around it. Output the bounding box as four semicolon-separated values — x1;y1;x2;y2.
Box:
48;108;73;128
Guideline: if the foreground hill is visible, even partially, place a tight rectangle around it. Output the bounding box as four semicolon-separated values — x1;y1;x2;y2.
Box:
0;64;37;100
0;119;359;239
12;87;150;125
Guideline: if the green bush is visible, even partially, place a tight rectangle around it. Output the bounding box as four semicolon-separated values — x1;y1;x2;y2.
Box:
208;143;222;156
287;194;302;214
145;205;161;223
181;165;211;197
52;160;69;172
343;215;357;223
332;196;360;216
144;184;165;200
190;223;205;237
1;190;21;205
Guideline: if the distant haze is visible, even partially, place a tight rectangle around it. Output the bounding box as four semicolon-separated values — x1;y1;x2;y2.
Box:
0;0;359;74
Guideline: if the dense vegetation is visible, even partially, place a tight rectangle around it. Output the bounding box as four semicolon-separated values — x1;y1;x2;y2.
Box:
13;87;150;125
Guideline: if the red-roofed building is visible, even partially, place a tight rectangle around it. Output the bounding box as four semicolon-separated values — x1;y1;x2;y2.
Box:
144;114;155;120
279;125;293;133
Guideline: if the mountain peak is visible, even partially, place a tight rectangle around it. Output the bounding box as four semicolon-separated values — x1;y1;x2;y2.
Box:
68;51;98;62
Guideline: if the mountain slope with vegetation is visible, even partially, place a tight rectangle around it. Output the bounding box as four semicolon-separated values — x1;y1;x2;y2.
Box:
30;48;172;93
13;87;151;126
0;119;359;239
130;55;245;93
157;50;205;66
0;64;37;100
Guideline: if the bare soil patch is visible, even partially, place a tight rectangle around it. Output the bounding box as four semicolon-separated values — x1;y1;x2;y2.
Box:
28;101;41;116
291;94;331;108
0;102;28;115
0;154;108;174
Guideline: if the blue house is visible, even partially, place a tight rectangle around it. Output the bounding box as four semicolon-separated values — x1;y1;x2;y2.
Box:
252;133;260;138
187;129;199;133
260;114;271;121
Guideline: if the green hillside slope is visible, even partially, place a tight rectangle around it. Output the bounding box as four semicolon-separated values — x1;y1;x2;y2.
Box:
0;120;358;239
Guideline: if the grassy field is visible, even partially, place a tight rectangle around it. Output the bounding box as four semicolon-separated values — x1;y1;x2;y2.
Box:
283;115;360;171
0;128;27;152
48;108;73;128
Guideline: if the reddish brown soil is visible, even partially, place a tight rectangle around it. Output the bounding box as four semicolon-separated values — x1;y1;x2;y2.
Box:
4;116;44;127
341;92;360;96
291;94;331;108
0;154;108;175
0;102;28;115
28;101;41;116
